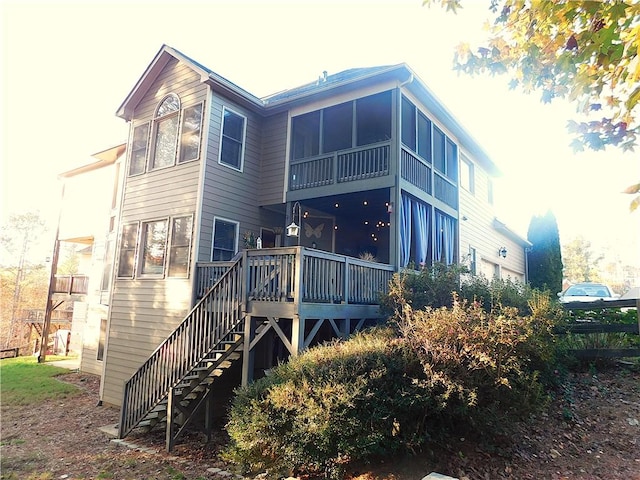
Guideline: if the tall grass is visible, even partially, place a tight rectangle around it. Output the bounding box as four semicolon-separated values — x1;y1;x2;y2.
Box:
0;356;79;406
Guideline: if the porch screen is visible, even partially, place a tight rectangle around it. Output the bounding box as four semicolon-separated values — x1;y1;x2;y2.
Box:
399;193;431;268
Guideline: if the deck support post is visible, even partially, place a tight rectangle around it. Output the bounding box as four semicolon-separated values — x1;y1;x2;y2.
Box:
291;314;305;355
165;387;176;452
242;315;256;386
204;385;213;443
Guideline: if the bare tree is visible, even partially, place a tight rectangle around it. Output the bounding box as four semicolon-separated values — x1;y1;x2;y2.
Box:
0;212;48;349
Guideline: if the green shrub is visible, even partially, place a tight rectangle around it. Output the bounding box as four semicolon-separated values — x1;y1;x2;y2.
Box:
223;328;432;478
380;263;544;317
379;263;469;315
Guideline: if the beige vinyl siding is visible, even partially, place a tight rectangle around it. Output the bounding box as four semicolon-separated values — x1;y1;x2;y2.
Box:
459;159;526;280
197;93;264;261
102;58;207;406
259;112;288;206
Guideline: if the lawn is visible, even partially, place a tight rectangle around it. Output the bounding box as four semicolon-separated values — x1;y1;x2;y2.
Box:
0;356;79;406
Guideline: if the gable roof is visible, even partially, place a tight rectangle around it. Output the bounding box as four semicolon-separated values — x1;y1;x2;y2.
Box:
116;45;500;176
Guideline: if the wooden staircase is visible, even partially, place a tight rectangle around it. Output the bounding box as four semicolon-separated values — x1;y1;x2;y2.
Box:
118;247;395;451
118;253;248;451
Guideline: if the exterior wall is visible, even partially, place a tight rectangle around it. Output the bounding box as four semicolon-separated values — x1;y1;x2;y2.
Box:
102;58;207;406
259;112;288;207
197;91;265;262
459;154;526;281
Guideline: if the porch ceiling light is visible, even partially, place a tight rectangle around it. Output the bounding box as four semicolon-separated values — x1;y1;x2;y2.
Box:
287;201;302;238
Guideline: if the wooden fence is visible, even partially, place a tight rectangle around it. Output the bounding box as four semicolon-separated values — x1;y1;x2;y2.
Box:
558;298;640;358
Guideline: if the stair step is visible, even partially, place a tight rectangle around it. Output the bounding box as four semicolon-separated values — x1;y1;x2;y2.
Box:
138;418;158;428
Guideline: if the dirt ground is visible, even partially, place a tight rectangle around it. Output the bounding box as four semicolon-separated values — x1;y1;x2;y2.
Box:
1;362;639;480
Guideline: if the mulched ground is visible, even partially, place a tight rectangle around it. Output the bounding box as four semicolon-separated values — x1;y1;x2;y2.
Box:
1;362;639;480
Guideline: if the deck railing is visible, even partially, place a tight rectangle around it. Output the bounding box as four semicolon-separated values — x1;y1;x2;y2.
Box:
53;275;89;295
120;248;394;440
289;142;390;191
197;247;395;306
119;253;247;439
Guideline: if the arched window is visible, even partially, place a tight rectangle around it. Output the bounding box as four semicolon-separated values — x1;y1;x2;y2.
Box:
150;94;180;170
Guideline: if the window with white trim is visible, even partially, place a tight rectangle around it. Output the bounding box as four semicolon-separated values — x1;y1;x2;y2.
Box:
117;223;139;278
460;155;474;193
179;103;203;163
219;107;246;170
211;218;238;261
128;94;204;176
469;246;477;275
130;122;150;176
117;216;194;279
167;215;193;277
150;94;180;171
140;219;168;275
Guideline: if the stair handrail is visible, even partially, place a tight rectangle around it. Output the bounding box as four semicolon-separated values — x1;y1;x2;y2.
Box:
118;252;247;438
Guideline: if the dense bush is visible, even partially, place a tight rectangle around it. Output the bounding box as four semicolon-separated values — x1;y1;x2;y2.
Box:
380;263;558;317
223;328;432;478
225;282;557;478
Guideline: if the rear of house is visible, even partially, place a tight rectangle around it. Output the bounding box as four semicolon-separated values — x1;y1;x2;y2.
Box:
94;45;529;418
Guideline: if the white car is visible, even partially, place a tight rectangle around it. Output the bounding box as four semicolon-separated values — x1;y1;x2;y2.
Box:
557;282;618;303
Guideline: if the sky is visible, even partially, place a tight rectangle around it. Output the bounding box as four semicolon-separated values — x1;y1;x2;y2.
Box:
2;0;639;267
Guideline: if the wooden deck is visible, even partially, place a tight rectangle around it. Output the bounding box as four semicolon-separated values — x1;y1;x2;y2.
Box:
196;246;394;320
119;247;395;451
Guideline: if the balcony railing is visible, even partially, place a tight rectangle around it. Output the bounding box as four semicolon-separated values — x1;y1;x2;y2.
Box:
290;142;390;191
196;247;395;306
53;275;89;295
401;148;432;195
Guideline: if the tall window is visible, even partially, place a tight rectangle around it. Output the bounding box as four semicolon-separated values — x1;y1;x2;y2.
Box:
128;95;204;176
219;107;246;170
130;123;150;175
211;218;238;261
179;103;203;163
402;97;432;163
168;216;193;277
150;94;180;170
460;155;474;193
117;223;139;278
141;220;168;275
401;97;417;151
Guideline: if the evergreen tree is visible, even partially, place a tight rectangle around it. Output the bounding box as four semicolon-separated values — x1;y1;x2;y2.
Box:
527;211;563;293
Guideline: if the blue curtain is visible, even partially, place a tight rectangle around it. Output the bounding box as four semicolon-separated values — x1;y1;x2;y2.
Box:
412;200;429;267
400;194;412;267
435;212;444;263
435;211;456;265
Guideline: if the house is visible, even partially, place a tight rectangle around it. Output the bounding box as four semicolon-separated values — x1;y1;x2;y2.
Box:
39;144;126;372
91;45;530;450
